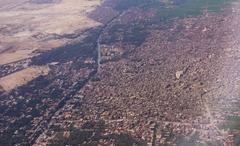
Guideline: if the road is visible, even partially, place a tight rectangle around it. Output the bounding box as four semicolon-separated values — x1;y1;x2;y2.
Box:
33;8;128;145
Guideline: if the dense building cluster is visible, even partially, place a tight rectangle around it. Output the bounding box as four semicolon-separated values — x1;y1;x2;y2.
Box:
36;3;240;146
0;0;240;146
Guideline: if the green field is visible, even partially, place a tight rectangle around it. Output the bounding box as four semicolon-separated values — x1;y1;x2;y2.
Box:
155;0;236;19
219;116;240;130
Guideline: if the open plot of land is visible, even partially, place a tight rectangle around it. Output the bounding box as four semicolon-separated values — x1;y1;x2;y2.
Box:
0;66;49;91
0;0;102;65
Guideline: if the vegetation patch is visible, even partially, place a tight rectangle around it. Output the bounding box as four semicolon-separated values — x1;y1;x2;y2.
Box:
153;0;236;19
219;116;240;130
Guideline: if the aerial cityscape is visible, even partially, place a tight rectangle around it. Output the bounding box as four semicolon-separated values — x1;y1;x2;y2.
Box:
0;0;239;145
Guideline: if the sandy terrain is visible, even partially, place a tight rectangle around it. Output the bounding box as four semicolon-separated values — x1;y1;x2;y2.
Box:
0;66;50;91
0;0;102;65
